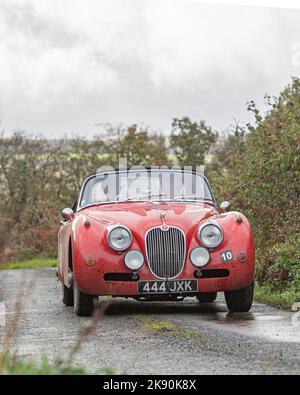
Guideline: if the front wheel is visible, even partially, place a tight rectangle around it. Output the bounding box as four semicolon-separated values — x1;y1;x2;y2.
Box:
196;292;217;303
224;282;254;313
73;279;94;317
62;284;74;306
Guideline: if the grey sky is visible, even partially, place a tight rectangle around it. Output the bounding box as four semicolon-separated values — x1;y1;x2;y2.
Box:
0;0;300;137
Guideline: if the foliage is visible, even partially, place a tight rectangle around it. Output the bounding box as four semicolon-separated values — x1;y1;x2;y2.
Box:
260;235;300;294
0;125;169;262
104;124;170;167
208;78;300;298
254;284;299;310
0;352;87;375
170;117;218;169
0;352;118;375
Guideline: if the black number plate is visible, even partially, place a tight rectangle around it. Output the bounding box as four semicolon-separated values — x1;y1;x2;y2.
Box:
138;280;197;294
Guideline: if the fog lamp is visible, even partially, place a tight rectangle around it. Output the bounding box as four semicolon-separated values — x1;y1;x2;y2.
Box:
190;247;210;268
124;250;144;270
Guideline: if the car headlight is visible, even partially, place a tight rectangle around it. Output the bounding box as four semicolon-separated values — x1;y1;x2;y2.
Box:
190;247;210;267
124;250;144;270
107;225;132;251
198;222;223;248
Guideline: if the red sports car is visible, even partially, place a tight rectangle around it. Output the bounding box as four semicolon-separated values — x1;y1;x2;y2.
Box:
58;168;255;316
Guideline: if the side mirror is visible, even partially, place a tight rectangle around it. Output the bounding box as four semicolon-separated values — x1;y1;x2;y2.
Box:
220;201;231;213
62;208;74;222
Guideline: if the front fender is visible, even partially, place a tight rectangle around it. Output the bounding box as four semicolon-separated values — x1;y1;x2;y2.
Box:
71;215;142;294
187;211;255;291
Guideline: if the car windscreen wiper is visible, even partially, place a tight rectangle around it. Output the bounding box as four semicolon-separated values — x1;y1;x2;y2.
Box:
173;195;213;202
123;192;168;202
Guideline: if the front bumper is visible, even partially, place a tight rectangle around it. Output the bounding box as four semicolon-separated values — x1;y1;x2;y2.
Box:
74;256;255;296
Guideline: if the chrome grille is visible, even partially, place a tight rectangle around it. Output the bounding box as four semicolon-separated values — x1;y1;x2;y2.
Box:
145;227;186;279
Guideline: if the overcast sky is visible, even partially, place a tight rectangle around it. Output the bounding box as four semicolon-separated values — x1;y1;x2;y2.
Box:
0;0;300;137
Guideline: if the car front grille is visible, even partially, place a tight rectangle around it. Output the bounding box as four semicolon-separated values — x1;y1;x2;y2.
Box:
145;227;186;279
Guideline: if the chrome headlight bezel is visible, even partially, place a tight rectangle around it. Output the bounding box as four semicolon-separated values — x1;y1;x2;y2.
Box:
198;222;223;248
107;225;132;252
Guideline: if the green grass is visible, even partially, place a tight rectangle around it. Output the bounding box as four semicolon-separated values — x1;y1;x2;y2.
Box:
0;352;119;375
143;319;178;332
254;284;300;310
0;259;57;271
140;317;203;339
0;352;87;375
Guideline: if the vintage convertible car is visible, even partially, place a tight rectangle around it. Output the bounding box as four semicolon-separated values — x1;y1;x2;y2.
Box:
58;168;255;316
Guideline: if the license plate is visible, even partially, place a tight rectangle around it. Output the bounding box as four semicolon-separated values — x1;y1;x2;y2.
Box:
138;280;197;294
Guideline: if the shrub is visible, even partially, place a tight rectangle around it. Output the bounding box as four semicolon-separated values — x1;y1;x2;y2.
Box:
208;78;300;293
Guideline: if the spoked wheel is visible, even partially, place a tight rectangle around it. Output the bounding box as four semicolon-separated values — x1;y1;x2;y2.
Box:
196;292;217;303
62;283;74;306
73;278;94;317
224;282;254;313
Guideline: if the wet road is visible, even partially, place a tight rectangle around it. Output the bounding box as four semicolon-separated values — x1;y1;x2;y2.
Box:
0;269;299;375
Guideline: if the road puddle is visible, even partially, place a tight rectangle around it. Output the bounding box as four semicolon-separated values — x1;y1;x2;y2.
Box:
183;309;300;343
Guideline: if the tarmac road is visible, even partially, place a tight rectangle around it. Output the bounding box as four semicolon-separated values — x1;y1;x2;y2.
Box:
0;268;299;375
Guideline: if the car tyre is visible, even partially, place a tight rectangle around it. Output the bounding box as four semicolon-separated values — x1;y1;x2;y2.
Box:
73;279;94;317
224;282;254;313
62;283;74;306
196;292;217;303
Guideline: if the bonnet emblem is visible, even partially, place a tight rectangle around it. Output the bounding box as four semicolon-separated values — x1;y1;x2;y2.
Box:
160;212;169;231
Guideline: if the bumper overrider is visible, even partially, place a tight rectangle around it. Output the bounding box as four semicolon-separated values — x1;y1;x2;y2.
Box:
73;214;255;297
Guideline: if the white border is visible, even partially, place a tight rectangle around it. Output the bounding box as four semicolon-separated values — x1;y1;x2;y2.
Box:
177;0;300;10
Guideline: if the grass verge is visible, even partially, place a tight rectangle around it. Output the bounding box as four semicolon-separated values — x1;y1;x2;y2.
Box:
0;352;86;375
254;284;300;310
0;259;57;271
0;352;118;375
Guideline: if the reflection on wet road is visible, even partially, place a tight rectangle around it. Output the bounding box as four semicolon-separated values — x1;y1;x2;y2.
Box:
105;297;300;343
